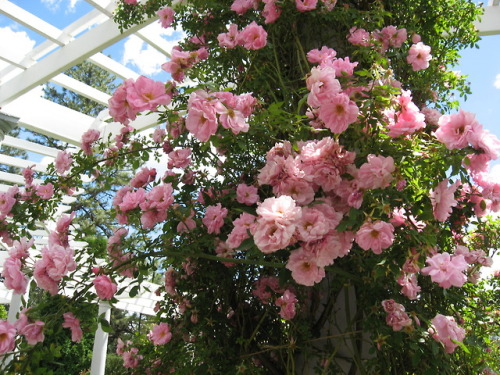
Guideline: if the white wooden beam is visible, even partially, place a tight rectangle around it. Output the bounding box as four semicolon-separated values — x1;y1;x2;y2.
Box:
88;54;140;80
1;136;60;157
0;155;49;172
3;94;95;145
50;74;111;106
0;16;156;107
476;6;500;36
0;0;71;45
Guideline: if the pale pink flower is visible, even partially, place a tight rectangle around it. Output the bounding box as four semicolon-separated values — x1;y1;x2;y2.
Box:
295;0;317;12
130;167;156;188
119;188;146;212
20;320;45;345
168;148;192;169
274;178;315;205
226;212;256;249
62;312;83;342
185;93;219;142
469;127;500;161
347;27;372;47
355;220;394;254
407;42;432;71
0;321;16;354
421;252;468;288
218;107;249;134
430;179;460;222
81;129;100;155
217;24;239;48
148;322;172;345
357;154;395;189
386;90;426;137
262;0;282;23
435;110;481;150
275;290;298;320
236;21;267;50
123;0;138;4
9;237;33;259
36;183;54;199
230;0;259;14
306;65;341;107
253;220;297;254
54;150;73;175
307;46;337;64
397;273;421;300
431;314;466;353
386;309;412;331
33;244;76;295
328;57;359;77
202;203;228;234
0;189;16;217
177;209;196;233
157;7;174;28
286;247;325;286
127;76;172;112
421;107;442;126
381;299;403;313
296;207;330;242
3;256;29;294
378;25;407;49
257;195;300;224
162;47;208;82
122;347;142;368
317;93;359;133
236;184;259;205
93;275;117;300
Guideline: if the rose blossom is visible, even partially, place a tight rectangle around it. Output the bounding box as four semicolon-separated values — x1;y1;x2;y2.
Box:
81;129;100;155
202;203;228;234
357;154;395;189
236;21;267;50
421;252;468;288
54;150;73;175
275;290;298;320
157;7;174;28
430;314;466;353
148;322;172;345
430;179;460;222
236;184;260;205
0;321;16;354
93;275;117;300
355;220;394;254
286;247;326;286
62;312;83;342
406;42;432;71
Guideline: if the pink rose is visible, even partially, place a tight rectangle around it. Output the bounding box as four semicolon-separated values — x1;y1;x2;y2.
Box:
148;322;172;345
355;220;394;254
93;275;117;300
0;321;16;354
62;312;83;342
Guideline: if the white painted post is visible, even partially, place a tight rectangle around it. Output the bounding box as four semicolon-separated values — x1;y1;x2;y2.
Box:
90;302;111;375
6;292;23;324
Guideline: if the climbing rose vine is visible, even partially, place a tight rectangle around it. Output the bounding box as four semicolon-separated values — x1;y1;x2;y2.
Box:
1;0;499;374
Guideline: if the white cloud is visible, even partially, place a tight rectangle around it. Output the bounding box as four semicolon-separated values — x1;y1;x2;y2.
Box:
122;23;185;76
41;0;80;13
494;73;500;89
0;27;36;70
490;163;500;183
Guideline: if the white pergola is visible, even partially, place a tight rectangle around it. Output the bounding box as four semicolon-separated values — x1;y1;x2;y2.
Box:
0;0;499;374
